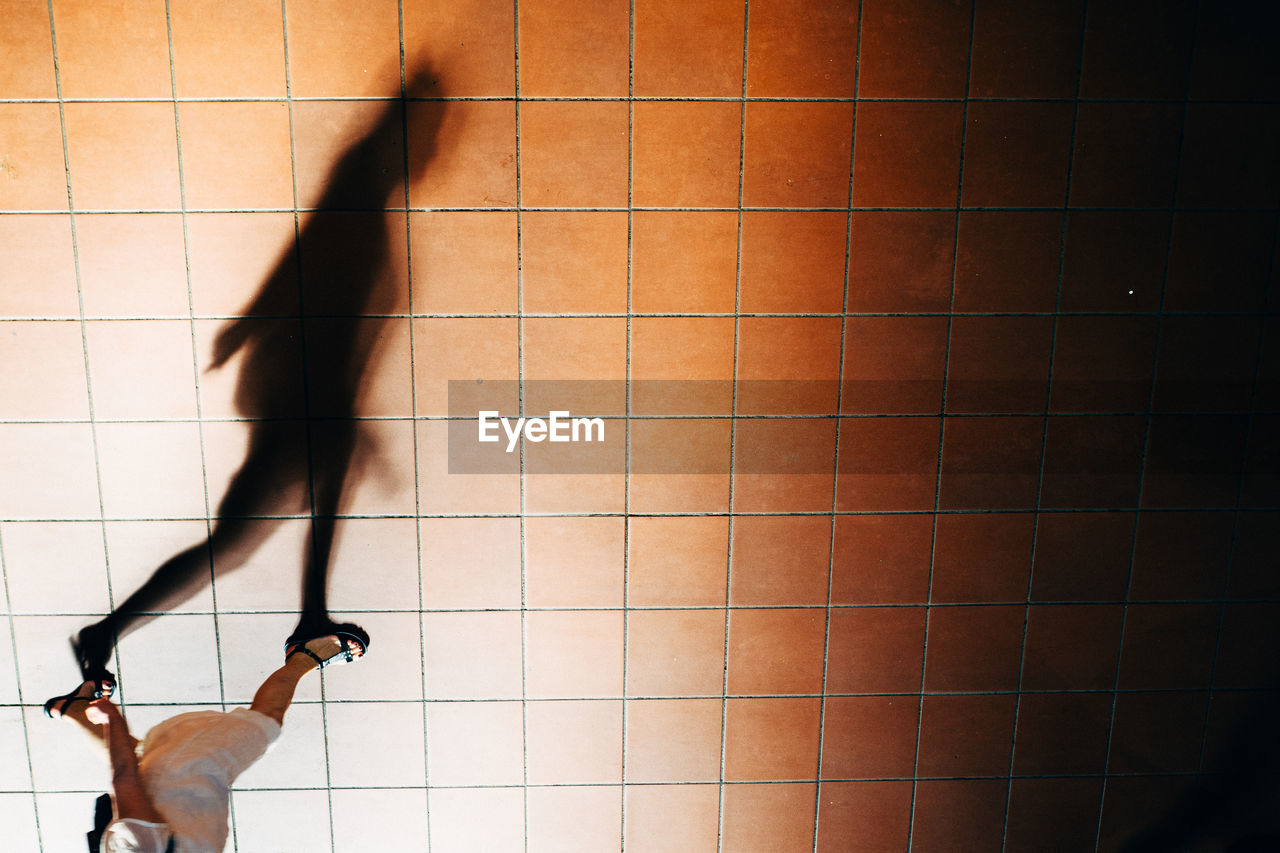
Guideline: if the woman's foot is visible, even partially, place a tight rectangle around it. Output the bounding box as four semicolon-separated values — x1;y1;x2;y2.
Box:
44;679;112;719
285;631;369;670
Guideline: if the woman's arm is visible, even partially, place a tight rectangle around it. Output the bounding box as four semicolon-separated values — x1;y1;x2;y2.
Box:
85;699;166;825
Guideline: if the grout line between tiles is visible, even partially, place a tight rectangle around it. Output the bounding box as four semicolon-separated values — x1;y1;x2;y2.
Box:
908;3;979;847
619;1;636;848
513;2;530;846
0;527;43;849
1095;3;1202;845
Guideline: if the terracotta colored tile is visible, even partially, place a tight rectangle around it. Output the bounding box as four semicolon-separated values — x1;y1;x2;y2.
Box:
1021;604;1124;690
722;783;816;853
631;418;732;477
1188;2;1280;100
1154;316;1260;413
1049;316;1157;413
1060;211;1168;312
969;0;1084;97
1079;0;1195;98
629;472;731;514
846;211;955;312
518;0;628;96
962;101;1074;208
628;516;728;607
744;102;853;208
401;0;515;97
0;105;71;211
1166;212;1274;313
428;788;524;852
0;2;56;98
521;211;628;313
826;607;925;694
836;416;940;512
409;211;516;313
299;210;410;315
527;610;623;698
0;322;88;420
853;102;964;207
626;698;722;782
1141;414;1248;509
1069;103;1183;207
631;211;738;313
631;318;735;388
817;781;913;852
1214;603;1280;689
633;101;740;208
1107;691;1208;773
917;694;1017;776
427;701;522;778
419;517;521;609
1178;104;1280;210
0;216;77;317
198;419;309;518
737;317;842;415
284;0;400;96
291;100;407;211
626;609;726;696
524;473;627;514
1129;512;1232;601
527;786;621;853
842;317;947;415
524;318;627;381
323;420;418;517
923;605;1024;691
733;418;838;512
821;696;918;779
954;211;1062;313
51;0;171;98
859;0;971;97
525;516;623;607
1005;778;1104;853
633;0;743;96
73;214;188;317
1228;512;1280;599
730;516;832;606
64;103;180;211
310;317;410;418
931;513;1034;604
831;514;932;605
1041;415;1146;509
725;697;821;781
176;102;293;210
186;212;297;316
728;608;826;695
191;317;305;419
740;212;848;313
746;0;858;97
625;784;719;853
169;0;286;96
946;316;1053;414
95;422;207;518
521;101;628;207
526;699;622;784
1118;603;1219;690
910;780;1008;853
84;321;198;420
422;612;523;701
939;416;1043;510
1008;691;1111;778
412;317;517;415
408;100;516;207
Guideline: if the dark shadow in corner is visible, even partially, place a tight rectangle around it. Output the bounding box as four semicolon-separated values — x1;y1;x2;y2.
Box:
72;65;446;677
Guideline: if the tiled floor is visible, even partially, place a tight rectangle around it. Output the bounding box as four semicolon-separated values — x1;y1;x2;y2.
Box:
2;1;1279;851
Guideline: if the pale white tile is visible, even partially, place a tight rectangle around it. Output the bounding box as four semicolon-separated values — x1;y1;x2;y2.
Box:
36;792;105;851
528;785;623;853
425;701;523;787
428;787;525;853
215;612;320;706
0;424;100;520
234;702;328;790
230;789;333;853
11;614;100;707
0;792;40;851
325;701;425;788
207;517;308;612
319;611;422;702
24;707;110;792
114;612;221;703
327;517;421;612
104;520;215;614
96;422;208;520
2;521;111;614
0;707;33;791
331;788;429;853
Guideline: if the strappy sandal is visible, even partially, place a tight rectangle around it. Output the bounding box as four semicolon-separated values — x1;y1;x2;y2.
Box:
284;623;370;670
44;677;115;719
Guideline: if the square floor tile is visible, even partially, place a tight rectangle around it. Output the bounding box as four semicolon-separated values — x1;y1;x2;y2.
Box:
626;698;722;782
1153;316;1260;413
186;212;298;317
916;693;1017;777
233;702;328;789
518;0;629;96
923;605;1025;692
627;516;729;607
1021;604;1124;691
177;102;294;210
50;0;171;98
410;211;518;314
0;424;100;520
954;211;1062;312
95;421;208;519
526;699;623;784
103;519;216;616
722;782;816;853
1079;0;1195;98
0;104;72;211
625;784;720;852
1141;414;1248;509
1030;511;1134;602
408;101;516;208
1012;692;1113;775
1005;778;1103;852
527;786;623;853
1117;603;1219;690
1177;104;1280;210
526;610;623;698
1069;103;1183;207
520;101;629;208
215;612;318;706
290;100;406;211
284;0;401;97
327;700;426;787
826;607;925;694
169;0;287;97
746;0;857;97
1041;415;1146;509
1166;211;1275;313
412;317;518;415
415;421;521;514
331;788;429;853
725;697;822;781
817;781;912;852
1049;316;1158;413
938;416;1044;510
0;2;57;99
419;517;522;609
847;211;956;312
631;318;736;388
74;214;190;318
737;317;842;414
0;321;89;420
425;700;523;786
114;612;222;703
821;695;919;779
428;787;525;853
521;211;628;313
1060;211;1168;312
835;417;941;512
969;0;1084;98
730;515;832;606
402;0;515;97
851;102;964;207
931;512;1034;603
1107;690;1207;773
961;101;1075;208
634;101;742;208
859;0;972;97
318;611;424;702
85;320;199;420
744;102;853;208
626;609;726;697
526;516;624;608
63;102;181;211
633;0;743;96
231;789;333;853
0;216;78;316
945;316;1053;414
831;514;934;605
728;608;827;695
631;211;738;313
740;212;848;313
842;316;947;415
734;421;838;513
422;611;523;699
910;780;1008;853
